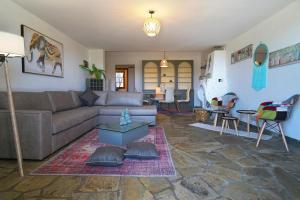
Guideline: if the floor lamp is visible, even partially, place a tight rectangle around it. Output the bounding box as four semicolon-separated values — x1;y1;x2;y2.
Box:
0;31;25;177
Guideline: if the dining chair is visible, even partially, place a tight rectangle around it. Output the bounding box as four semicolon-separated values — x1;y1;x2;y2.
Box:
175;88;191;112
160;87;175;112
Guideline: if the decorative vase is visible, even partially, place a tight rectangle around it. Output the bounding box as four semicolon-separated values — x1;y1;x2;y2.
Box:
124;108;132;124
120;110;127;126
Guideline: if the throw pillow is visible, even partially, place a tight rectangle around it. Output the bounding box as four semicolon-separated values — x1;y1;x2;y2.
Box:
86;146;126;167
93;91;107;106
79;89;99;107
124;142;160;159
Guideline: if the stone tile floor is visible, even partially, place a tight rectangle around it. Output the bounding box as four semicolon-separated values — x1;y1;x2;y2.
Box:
0;113;300;200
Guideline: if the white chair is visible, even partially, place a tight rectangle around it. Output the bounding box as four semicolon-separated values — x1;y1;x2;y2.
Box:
175;88;191;112
160;87;175;111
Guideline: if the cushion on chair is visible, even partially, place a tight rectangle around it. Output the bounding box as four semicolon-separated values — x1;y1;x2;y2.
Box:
79;89;99;107
124;142;160;159
86;146;125;166
211;93;238;109
256;101;289;121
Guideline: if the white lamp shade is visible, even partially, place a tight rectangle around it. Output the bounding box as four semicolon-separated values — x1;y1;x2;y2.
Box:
0;31;25;57
160;59;168;68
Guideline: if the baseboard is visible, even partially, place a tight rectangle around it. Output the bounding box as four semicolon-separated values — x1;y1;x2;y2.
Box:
286;136;300;146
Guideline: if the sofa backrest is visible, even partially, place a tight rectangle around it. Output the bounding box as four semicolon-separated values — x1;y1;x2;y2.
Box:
93;91;107;106
0;92;53;111
46;91;77;112
106;91;143;106
70;91;83;107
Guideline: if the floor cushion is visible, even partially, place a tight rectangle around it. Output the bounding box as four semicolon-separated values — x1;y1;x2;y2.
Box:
124;142;159;159
86;146;125;166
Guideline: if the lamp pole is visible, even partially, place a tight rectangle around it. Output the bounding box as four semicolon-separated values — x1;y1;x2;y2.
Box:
1;56;24;177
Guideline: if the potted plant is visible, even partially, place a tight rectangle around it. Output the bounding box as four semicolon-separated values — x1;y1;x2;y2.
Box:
79;60;106;80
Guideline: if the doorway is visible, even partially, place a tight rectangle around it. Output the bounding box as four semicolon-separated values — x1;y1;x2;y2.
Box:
115;65;135;92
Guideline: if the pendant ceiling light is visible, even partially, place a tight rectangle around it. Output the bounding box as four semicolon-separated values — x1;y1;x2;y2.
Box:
143;10;160;37
160;51;168;68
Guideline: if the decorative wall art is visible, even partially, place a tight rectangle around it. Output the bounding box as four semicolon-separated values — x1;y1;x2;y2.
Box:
269;43;300;68
252;43;268;91
231;44;253;64
21;25;64;77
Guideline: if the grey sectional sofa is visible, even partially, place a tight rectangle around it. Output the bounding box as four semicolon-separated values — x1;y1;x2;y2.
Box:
0;91;157;160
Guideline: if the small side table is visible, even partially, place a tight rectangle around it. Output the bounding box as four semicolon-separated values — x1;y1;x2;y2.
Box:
220;116;239;136
236;110;257;134
210;110;229;127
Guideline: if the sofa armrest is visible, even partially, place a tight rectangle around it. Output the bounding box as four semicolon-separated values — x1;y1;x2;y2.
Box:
0;109;53;160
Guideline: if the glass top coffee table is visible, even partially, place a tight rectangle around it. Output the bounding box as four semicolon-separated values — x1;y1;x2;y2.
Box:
97;121;151;146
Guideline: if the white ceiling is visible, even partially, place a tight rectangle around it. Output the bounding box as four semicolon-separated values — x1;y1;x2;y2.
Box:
12;0;294;51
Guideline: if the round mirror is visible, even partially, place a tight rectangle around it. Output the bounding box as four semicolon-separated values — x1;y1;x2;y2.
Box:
254;43;268;66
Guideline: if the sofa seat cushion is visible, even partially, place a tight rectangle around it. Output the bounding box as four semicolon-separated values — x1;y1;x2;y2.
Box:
52;107;98;134
98;105;157;116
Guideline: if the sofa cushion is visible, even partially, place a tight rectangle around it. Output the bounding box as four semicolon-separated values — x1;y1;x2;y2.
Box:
52;107;98;134
106;92;143;106
79;89;99;107
47;91;76;112
93;91;107;106
0;92;52;111
70;91;83;107
98;105;157;116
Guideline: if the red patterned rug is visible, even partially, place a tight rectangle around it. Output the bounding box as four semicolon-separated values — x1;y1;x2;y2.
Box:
31;127;176;177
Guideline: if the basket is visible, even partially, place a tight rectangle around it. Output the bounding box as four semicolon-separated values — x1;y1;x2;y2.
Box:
194;108;210;122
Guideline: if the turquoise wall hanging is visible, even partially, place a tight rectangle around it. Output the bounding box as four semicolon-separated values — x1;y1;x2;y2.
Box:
252;43;268;91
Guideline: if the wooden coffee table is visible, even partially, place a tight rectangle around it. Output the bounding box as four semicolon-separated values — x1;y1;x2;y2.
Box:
97;121;151;146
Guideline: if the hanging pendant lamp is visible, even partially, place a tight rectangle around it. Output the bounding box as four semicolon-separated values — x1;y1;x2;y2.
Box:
160;51;168;68
143;10;161;37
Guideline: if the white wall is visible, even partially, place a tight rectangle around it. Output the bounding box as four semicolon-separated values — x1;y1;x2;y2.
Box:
88;49;105;69
226;1;300;140
205;50;227;101
105;51;202;106
0;0;89;92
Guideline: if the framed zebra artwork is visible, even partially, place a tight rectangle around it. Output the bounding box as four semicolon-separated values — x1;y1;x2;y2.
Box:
21;25;64;78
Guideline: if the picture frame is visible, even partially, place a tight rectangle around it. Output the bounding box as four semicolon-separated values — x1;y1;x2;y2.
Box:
269;43;300;68
21;25;64;78
231;44;253;64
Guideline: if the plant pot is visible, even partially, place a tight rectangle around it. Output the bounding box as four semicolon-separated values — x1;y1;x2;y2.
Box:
91;74;97;79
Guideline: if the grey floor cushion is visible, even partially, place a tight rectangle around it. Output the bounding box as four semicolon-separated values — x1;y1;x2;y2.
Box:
86;146;126;166
124;142;160;159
